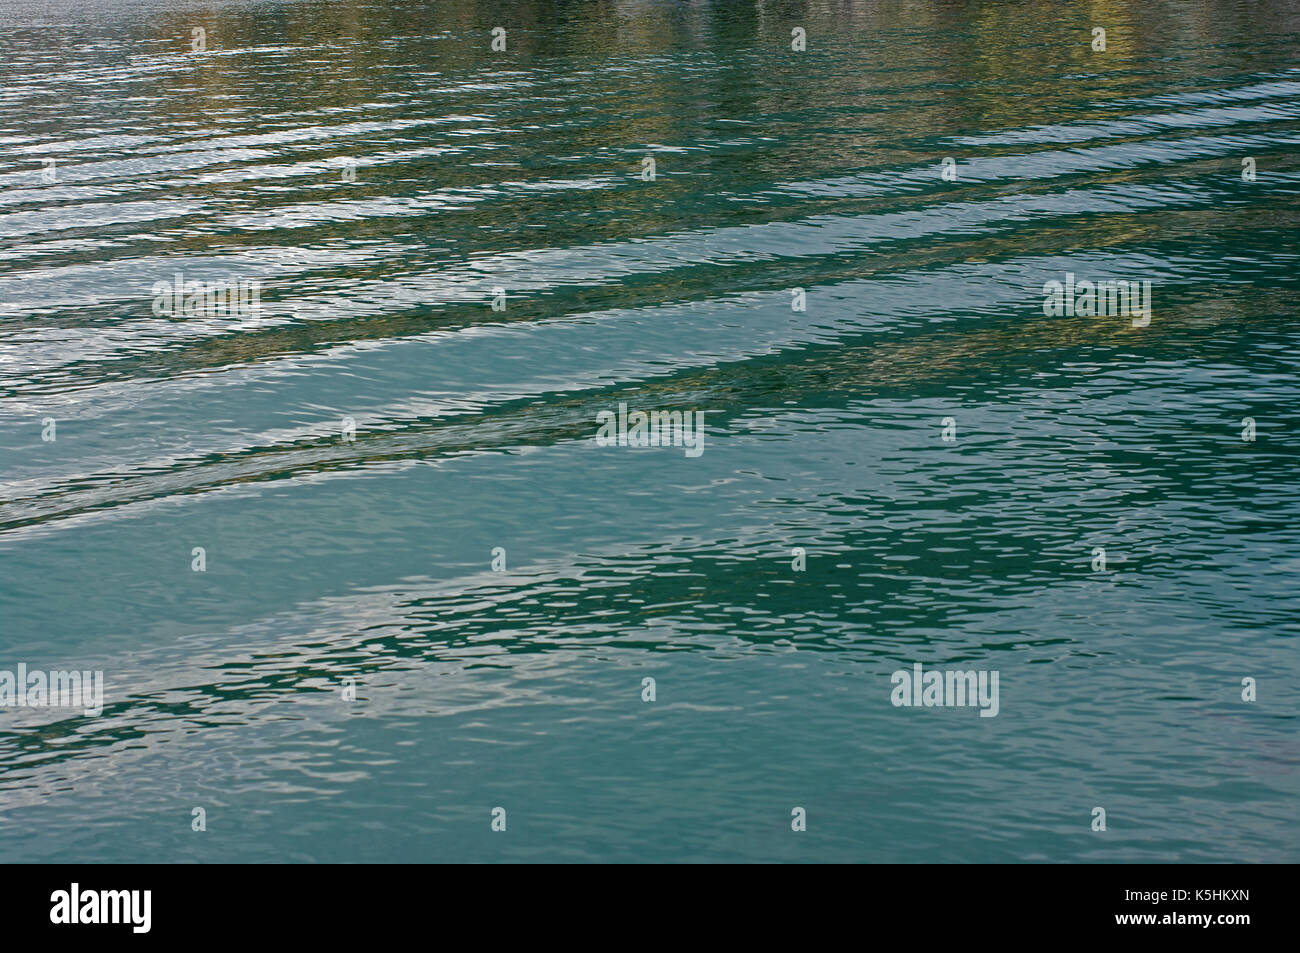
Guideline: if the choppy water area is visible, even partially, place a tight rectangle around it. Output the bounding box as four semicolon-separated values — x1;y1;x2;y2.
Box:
0;0;1297;862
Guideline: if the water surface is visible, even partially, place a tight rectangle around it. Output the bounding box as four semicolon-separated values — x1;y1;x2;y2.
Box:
1;0;1298;862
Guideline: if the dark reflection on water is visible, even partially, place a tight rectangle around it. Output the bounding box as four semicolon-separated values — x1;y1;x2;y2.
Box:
0;0;1297;862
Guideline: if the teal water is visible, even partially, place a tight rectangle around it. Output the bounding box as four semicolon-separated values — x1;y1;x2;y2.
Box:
1;0;1298;863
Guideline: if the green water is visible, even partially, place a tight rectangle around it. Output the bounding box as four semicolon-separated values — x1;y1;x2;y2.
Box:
0;0;1297;862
